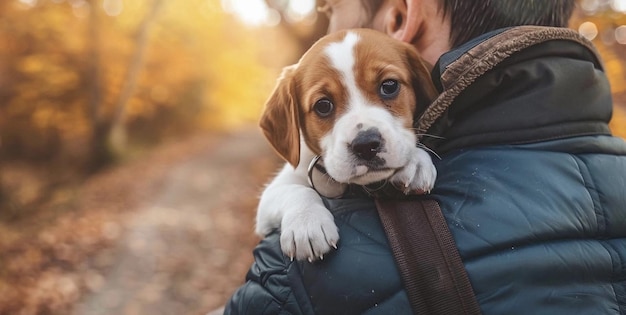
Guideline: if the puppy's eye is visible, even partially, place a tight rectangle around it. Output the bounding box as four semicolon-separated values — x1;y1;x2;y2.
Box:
313;98;334;117
379;79;400;100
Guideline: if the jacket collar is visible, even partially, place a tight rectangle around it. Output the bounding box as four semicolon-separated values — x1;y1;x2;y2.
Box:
417;26;610;153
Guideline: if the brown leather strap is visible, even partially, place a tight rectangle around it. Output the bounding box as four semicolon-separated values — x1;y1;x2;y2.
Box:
375;198;482;315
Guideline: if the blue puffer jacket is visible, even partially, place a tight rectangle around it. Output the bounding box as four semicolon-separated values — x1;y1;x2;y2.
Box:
225;26;626;314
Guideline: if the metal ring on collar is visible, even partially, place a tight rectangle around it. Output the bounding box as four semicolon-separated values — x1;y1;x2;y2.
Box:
307;155;348;199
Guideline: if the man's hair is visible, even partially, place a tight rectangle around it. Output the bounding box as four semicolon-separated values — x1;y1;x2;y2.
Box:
442;0;576;47
361;0;576;48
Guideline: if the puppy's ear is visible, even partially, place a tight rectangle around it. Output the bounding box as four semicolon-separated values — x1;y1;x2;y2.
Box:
405;46;438;111
260;65;301;168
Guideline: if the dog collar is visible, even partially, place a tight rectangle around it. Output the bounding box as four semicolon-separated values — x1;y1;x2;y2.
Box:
307;155;348;199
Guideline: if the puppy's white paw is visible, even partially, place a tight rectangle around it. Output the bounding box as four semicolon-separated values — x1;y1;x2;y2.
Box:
280;205;339;262
391;148;437;194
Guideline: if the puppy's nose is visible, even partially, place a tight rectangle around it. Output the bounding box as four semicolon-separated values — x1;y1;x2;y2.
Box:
351;128;383;161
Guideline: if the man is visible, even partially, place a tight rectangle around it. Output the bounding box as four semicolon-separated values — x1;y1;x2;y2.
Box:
225;0;626;314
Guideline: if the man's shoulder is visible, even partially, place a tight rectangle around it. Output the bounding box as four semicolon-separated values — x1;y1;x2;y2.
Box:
240;197;409;315
301;197;410;314
225;232;312;315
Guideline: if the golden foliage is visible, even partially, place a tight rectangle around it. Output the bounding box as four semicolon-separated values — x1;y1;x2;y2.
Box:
0;0;289;161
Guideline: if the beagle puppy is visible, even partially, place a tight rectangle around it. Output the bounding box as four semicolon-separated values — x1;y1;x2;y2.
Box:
256;29;438;262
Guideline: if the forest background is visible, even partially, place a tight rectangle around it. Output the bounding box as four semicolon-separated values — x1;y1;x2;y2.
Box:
0;0;625;314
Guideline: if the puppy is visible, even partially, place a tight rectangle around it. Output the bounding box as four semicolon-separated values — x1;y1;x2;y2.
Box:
256;29;438;262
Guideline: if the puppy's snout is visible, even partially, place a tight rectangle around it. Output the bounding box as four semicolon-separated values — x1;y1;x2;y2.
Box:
350;128;383;161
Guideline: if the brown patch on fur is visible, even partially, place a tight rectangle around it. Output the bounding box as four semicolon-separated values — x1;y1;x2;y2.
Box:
259;65;301;167
353;35;437;130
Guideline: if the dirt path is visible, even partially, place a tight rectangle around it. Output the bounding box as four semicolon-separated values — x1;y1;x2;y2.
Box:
1;127;281;315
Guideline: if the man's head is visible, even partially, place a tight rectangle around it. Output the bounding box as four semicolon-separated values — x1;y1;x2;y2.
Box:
441;0;575;47
320;0;576;66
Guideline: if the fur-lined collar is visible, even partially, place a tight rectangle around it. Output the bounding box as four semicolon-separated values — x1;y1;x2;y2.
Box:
417;26;603;141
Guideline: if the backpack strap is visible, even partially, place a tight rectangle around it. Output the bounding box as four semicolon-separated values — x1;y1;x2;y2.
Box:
375;198;482;315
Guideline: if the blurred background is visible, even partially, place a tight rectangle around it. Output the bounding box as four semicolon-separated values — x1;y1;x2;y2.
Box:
0;0;624;314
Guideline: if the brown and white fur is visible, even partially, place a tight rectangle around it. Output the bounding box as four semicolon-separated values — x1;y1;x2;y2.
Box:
257;29;438;262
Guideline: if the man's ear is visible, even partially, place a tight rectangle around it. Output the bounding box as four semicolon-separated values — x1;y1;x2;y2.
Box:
383;0;422;44
259;65;301;168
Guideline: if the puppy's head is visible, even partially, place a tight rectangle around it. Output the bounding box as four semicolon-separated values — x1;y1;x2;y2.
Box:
261;29;437;183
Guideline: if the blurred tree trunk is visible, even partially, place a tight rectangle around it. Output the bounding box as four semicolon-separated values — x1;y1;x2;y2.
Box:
86;0;163;171
86;0;110;171
110;0;164;154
